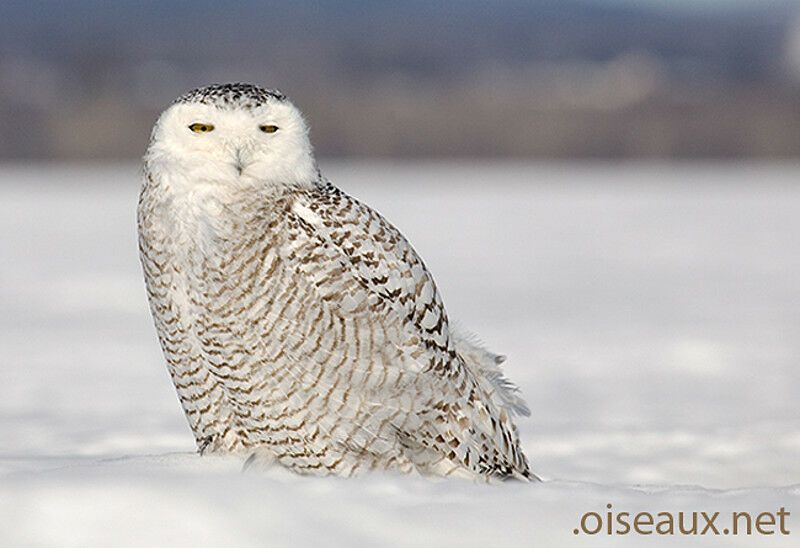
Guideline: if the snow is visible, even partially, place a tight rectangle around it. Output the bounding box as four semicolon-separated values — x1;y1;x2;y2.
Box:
0;162;798;546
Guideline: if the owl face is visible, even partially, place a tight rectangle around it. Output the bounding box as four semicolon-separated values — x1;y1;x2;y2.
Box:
146;86;317;189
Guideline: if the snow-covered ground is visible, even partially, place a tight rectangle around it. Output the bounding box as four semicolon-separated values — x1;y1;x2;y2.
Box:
0;162;798;546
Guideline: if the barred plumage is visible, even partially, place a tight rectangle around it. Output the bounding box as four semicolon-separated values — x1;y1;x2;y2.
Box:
138;83;535;480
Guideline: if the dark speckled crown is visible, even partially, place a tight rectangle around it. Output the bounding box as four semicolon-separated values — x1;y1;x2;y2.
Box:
174;83;286;109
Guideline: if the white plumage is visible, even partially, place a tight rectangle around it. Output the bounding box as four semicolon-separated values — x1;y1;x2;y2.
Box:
138;83;535;480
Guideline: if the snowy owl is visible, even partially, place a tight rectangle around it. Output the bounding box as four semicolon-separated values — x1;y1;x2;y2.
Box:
138;83;535;480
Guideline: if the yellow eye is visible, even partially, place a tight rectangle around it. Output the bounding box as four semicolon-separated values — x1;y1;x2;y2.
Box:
189;123;214;133
259;124;279;133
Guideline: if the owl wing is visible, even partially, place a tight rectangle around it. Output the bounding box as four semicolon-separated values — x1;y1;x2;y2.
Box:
278;182;531;479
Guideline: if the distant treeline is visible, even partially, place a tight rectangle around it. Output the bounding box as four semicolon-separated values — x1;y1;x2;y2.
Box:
1;0;799;159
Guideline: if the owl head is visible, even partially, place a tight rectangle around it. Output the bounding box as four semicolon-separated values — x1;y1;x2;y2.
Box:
145;83;317;189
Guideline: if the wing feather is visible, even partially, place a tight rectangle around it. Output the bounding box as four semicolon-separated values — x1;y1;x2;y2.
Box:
273;182;533;479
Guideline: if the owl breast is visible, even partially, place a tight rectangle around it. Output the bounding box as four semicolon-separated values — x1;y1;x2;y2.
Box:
138;176;269;454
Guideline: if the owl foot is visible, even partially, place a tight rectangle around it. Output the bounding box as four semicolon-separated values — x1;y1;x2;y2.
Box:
198;435;216;456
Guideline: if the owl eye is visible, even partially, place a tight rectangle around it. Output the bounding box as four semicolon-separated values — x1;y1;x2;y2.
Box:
189;123;214;133
259;124;279;133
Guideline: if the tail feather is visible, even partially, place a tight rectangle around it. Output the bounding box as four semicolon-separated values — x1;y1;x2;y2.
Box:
450;326;531;418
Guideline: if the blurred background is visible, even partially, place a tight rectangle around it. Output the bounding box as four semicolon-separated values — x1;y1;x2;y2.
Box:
3;0;800;160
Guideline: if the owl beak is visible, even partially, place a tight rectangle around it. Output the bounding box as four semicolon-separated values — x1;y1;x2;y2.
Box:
233;148;245;175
